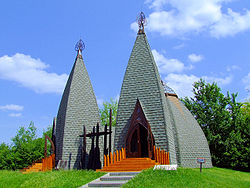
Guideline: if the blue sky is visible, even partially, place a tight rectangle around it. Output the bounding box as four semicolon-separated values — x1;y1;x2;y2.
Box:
0;0;249;144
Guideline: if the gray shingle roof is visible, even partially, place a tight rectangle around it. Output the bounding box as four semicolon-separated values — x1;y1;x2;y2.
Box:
114;33;178;164
55;53;101;169
115;32;212;168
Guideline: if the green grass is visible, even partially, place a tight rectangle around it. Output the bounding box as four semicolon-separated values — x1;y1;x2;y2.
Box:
1;168;249;188
123;167;250;188
0;170;105;188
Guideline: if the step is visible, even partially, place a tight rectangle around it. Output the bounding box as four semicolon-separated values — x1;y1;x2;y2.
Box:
102;165;154;169
106;163;155;166
25;169;41;172
30;166;42;169
100;176;133;181
88;180;128;187
109;172;140;176
107;161;156;164
123;159;152;161
99;169;144;172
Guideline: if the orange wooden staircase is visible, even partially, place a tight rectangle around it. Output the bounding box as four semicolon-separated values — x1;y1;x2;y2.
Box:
97;146;170;172
98;157;158;172
21;154;55;174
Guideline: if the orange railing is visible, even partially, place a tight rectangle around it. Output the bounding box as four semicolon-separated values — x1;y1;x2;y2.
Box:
153;146;170;165
42;154;55;171
103;148;126;167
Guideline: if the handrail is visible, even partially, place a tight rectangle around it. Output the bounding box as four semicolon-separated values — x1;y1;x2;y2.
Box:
103;148;126;167
42;154;55;171
153;146;170;165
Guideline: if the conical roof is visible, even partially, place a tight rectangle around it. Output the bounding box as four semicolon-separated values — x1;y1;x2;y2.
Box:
55;47;101;169
115;31;178;164
115;27;212;167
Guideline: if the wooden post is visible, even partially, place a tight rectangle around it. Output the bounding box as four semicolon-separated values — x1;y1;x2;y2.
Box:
110;152;113;164
119;150;122;161
104;124;108;156
123;148;125;159
158;148;160;163
114;153;116;164
116;150;119;161
164;151;166;164
155;147;157;162
168;152;170;165
124;148;126;159
158;148;159;163
160;150;162;164
153;146;156;161
44;136;47;158
52;117;56;155
164;152;167;165
109;108;112;154
104;155;106;167
161;150;164;164
107;155;109;166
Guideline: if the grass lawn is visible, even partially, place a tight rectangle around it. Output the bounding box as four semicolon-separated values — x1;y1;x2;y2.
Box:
0;168;249;188
0;170;105;188
123;167;250;188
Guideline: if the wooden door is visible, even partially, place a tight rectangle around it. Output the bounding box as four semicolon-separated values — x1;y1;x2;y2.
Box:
127;126;141;157
125;99;155;159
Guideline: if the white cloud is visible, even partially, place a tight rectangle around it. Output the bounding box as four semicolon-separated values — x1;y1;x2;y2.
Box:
242;72;250;91
96;97;104;108
173;43;185;50
152;49;185;73
115;94;120;102
210;8;250;38
164;73;232;98
133;0;250;38
203;75;233;85
164;73;200;98
0;104;24;111
9;113;22;117
226;65;241;72
188;53;203;63
0;53;68;94
130;22;138;32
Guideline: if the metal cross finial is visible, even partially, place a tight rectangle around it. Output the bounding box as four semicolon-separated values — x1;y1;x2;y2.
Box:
75;39;85;52
137;12;147;32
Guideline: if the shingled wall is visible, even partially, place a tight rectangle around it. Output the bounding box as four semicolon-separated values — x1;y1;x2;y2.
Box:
115;33;177;164
115;31;212;167
166;96;212;168
55;53;102;169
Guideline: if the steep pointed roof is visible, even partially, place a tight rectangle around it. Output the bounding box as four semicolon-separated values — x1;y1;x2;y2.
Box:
55;43;100;169
115;20;212;167
115;31;178;164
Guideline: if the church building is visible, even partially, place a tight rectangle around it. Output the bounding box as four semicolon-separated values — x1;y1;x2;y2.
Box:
54;12;212;169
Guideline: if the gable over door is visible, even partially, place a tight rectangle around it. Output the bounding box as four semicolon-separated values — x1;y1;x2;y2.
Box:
125;99;154;158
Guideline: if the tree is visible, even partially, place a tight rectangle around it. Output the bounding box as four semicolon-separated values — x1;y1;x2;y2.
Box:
0;122;53;170
0;143;14;170
182;79;249;171
11;122;44;170
99;98;118;126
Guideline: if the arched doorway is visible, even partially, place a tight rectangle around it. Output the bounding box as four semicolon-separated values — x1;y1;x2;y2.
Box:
125;100;154;158
126;123;149;158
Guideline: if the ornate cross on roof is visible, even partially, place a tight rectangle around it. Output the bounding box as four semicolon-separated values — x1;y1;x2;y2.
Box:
137;12;147;34
75;39;85;52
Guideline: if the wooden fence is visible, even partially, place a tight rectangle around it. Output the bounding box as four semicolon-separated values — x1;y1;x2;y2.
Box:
42;154;55;171
154;146;170;165
103;148;126;167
